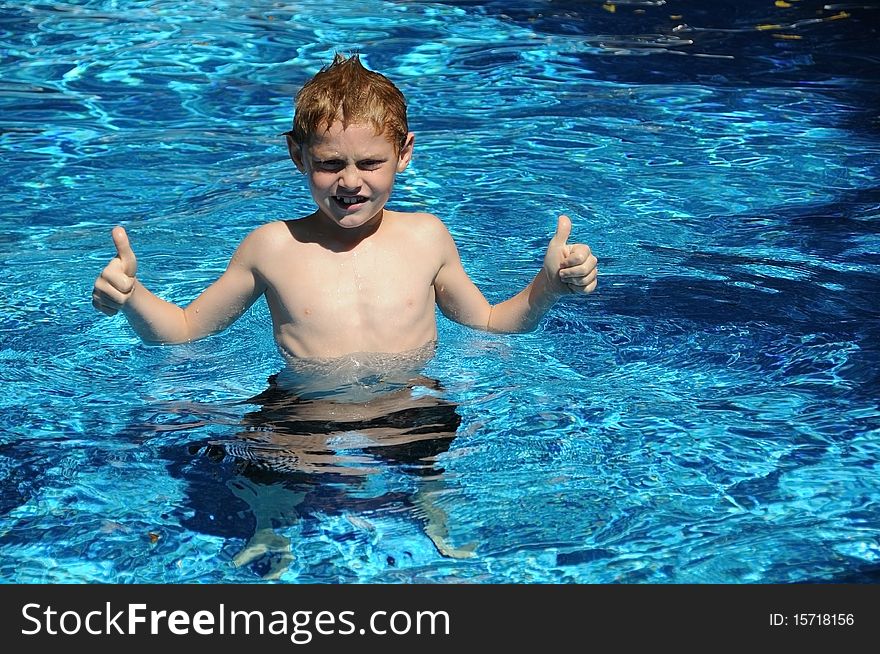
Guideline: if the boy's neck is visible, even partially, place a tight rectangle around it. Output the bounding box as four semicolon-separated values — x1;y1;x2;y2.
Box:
310;208;385;252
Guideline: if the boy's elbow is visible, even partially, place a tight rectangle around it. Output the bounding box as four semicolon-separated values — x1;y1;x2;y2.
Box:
136;330;191;346
495;323;538;335
484;307;538;334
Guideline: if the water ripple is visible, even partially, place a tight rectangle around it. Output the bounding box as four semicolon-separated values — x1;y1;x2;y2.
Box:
1;0;878;583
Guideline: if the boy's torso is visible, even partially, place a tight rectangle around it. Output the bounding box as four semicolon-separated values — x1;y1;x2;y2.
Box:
254;211;442;358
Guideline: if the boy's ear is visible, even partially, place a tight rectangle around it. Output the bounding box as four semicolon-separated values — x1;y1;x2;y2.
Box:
396;132;415;172
285;133;306;173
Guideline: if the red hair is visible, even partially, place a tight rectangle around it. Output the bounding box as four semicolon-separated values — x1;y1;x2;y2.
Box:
292;53;409;152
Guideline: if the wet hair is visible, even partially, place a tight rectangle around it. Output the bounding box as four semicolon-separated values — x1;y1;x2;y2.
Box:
291;53;409;152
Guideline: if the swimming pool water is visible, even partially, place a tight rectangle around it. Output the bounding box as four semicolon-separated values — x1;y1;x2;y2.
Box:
1;0;879;583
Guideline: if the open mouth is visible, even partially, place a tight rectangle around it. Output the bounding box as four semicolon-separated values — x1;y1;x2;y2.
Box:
333;195;368;209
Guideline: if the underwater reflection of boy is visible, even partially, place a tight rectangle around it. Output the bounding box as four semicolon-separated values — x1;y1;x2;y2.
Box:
91;53;598;574
203;370;468;578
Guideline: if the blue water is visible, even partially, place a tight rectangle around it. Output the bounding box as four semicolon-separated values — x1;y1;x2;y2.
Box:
2;0;879;583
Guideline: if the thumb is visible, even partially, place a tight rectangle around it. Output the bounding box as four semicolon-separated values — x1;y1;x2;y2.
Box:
111;226;137;277
550;214;572;247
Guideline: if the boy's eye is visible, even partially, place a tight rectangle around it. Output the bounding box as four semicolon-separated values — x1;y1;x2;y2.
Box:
315;160;343;171
313;159;384;172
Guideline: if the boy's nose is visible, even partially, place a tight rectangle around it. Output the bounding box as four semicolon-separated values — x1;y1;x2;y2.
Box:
338;166;361;190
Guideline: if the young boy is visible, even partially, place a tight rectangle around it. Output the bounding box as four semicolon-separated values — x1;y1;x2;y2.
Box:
91;53;598;360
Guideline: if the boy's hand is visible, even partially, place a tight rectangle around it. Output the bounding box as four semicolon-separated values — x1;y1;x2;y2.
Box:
92;226;138;316
543;214;598;295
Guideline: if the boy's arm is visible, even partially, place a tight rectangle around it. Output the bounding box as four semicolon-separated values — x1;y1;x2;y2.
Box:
92;226;266;344
433;215;597;333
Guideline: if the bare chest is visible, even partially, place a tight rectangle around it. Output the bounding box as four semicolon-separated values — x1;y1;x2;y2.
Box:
261;241;437;328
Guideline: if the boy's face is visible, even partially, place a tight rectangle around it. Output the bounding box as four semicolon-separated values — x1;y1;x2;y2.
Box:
288;121;414;230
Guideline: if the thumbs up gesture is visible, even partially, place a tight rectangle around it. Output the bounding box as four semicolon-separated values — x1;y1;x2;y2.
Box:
543;215;598;295
92;226;139;316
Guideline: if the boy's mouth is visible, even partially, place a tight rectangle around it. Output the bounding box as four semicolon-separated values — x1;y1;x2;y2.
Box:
333;195;368;210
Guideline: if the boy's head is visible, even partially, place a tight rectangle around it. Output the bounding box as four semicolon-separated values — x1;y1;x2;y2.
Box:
290;53;409;153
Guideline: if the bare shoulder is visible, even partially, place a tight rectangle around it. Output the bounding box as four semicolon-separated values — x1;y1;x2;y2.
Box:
230;221;293;265
244;220;293;245
386;211;454;244
391;210;449;231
